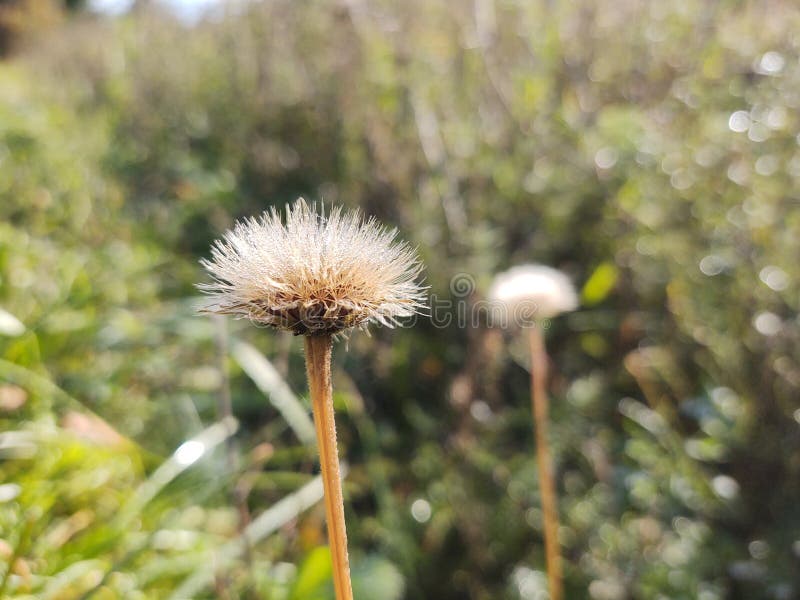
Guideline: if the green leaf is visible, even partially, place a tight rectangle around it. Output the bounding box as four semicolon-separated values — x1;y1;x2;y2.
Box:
581;262;618;306
289;546;333;600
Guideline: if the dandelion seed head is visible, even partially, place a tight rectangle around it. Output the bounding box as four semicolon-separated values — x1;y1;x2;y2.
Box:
489;264;578;321
198;199;426;335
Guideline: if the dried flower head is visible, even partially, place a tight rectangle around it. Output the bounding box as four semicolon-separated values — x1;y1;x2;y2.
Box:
489;264;578;322
199;199;426;335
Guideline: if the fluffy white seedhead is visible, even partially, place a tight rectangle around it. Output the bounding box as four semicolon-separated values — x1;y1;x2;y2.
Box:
488;264;578;322
199;199;426;335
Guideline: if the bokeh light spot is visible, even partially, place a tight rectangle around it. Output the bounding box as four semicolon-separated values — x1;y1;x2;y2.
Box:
753;312;781;336
410;498;432;523
174;440;206;466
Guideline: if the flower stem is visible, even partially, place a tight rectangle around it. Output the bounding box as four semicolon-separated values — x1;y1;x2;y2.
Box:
304;334;353;600
529;325;563;600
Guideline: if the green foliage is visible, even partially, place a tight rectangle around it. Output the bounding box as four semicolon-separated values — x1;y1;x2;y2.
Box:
2;1;800;598
581;263;618;307
290;547;334;600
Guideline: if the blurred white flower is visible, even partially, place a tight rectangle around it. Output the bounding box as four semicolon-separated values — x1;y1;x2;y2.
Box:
489;264;578;322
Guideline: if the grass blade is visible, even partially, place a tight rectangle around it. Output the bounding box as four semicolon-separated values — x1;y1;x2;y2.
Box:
231;341;315;445
167;467;337;600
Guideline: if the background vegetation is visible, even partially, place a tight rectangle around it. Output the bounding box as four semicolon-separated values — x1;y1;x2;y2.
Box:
1;0;799;598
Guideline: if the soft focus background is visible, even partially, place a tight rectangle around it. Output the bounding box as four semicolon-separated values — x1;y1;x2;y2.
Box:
1;1;800;598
